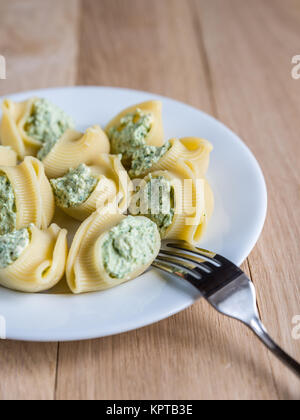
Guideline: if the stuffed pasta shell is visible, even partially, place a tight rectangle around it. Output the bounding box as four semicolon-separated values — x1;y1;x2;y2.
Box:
0;156;55;235
0;224;67;293
129;137;213;179
0;97;74;159
50;155;132;221
129;170;214;244
66;208;161;294
41;125;110;178
0;146;17;166
105;100;164;169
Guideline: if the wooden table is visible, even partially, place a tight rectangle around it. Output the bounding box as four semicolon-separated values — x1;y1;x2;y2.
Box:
0;0;299;400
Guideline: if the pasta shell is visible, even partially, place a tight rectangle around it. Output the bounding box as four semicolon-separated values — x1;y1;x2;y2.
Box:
0;224;68;293
66;208;161;294
0;98;40;159
1;156;55;230
57;155;133;221
42;126;110;178
132;170;214;244
147;137;213;179
0;146;17;166
105;100;164;147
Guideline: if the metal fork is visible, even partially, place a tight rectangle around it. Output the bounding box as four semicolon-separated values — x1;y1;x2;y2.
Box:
152;240;300;378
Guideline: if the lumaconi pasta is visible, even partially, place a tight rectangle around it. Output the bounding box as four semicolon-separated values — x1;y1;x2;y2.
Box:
0;146;17;166
131;137;213;179
66;208;161;294
41;126;110;178
105;100;164;148
1;156;55;230
0;224;68;293
0;95;215;295
52;154;133;221
130;170;214;244
0;98;73;159
0;98;39;159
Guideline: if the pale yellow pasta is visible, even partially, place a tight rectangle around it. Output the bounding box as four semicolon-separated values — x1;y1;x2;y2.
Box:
1;156;55;229
134;170;214;244
148;137;213;179
0;224;68;293
42;126;110;178
66;209;161;294
0;146;17;166
0;98;41;159
59;154;133;221
105;100;164;147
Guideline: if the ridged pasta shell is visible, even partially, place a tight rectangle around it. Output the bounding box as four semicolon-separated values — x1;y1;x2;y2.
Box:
135;170;214;244
0;146;17;166
59;155;133;221
66;208;161;294
0;224;68;293
0;98;40;159
1;156;55;230
105;100;164;147
42;126;110;178
147;137;213;179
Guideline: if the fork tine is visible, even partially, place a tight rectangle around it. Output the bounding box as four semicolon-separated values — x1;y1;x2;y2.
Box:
155;256;202;280
158;250;213;274
163;240;221;267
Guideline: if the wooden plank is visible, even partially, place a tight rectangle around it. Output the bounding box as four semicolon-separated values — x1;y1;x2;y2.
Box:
56;0;285;400
0;0;80;400
0;0;80;95
193;0;300;399
0;341;58;400
76;0;215;115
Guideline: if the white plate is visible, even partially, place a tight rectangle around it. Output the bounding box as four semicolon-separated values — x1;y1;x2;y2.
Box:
0;86;267;342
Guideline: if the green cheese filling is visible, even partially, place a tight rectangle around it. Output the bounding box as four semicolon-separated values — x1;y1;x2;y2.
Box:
131;175;175;236
0;227;30;269
108;108;153;165
102;216;158;279
0;173;17;235
24;98;74;160
50;164;98;208
129;141;171;178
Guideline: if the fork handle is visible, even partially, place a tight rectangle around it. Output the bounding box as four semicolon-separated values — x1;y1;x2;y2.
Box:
248;317;300;378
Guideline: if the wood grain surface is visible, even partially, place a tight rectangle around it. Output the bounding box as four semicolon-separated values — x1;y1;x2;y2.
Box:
0;0;299;400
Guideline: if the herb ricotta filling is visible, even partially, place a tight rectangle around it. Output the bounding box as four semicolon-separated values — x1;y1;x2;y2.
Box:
132;175;175;236
50;164;98;208
129;141;171;178
0;227;30;269
102;216;158;279
0;173;17;235
108;109;153;165
24;98;74;160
